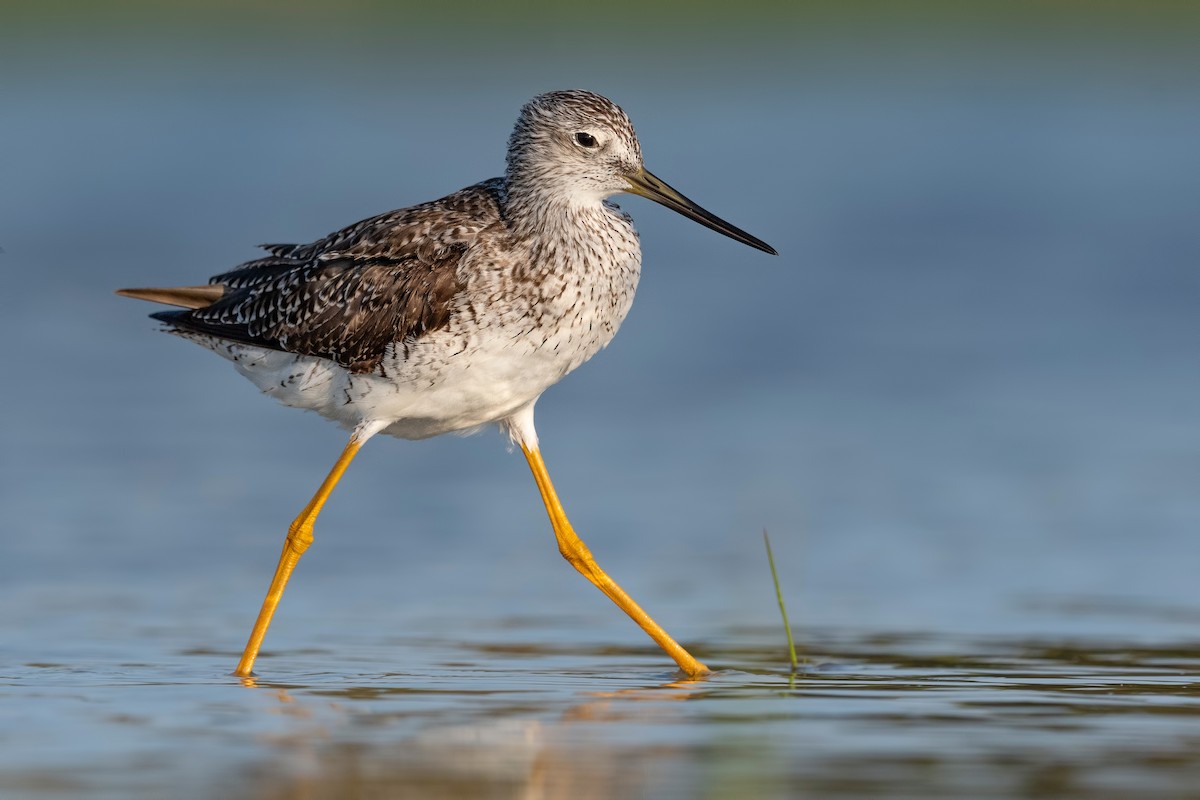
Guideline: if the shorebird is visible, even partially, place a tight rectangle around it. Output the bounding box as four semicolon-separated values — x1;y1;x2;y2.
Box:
118;89;775;678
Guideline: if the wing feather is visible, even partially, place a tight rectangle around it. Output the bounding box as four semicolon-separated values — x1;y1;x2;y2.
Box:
153;179;505;373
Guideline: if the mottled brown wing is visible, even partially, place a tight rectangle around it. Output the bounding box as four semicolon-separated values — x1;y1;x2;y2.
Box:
155;252;465;373
248;177;506;266
153;179;506;373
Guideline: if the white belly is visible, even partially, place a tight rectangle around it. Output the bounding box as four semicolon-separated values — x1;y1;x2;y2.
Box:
178;294;624;440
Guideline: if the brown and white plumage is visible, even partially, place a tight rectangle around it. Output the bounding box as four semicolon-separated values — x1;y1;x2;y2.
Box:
118;90;775;678
121;178;498;374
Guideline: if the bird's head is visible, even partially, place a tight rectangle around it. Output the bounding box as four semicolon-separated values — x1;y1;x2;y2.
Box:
507;89;776;254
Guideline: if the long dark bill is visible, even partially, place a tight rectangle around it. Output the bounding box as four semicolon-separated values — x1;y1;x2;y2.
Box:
625;167;777;255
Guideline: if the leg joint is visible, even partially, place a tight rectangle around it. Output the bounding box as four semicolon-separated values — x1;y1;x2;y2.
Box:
287;520;314;554
558;541;602;581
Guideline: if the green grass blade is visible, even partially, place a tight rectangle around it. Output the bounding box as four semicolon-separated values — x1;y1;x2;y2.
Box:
763;529;799;672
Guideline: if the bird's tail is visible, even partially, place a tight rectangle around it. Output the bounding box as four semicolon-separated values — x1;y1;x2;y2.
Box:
115;285;225;309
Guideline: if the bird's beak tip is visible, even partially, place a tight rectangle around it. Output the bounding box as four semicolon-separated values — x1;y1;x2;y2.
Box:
625;167;776;256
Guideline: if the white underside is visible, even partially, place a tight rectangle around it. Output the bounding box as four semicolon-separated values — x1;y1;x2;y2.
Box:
178;311;608;449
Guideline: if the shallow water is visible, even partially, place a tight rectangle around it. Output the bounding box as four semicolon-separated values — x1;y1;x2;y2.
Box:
3;6;1200;798
5;621;1200;799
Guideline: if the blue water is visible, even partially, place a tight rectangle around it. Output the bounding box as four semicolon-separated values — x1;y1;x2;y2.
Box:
2;12;1199;798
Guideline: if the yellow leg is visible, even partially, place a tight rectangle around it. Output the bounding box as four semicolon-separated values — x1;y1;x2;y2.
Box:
234;435;366;677
520;444;709;677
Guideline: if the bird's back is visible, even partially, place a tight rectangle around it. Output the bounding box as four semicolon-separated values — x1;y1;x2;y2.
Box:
153;178;508;375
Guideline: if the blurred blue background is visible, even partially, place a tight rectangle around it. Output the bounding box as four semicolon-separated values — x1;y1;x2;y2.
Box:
2;0;1198;660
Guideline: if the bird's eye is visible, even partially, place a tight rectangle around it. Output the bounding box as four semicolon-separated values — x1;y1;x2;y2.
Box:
573;132;598;148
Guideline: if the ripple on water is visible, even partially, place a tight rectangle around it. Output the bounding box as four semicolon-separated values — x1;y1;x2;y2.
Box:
2;627;1199;799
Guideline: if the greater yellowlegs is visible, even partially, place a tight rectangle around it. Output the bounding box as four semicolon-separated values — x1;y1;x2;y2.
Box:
118;89;775;678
